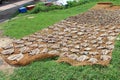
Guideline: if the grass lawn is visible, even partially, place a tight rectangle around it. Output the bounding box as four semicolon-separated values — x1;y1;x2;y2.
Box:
1;1;97;39
0;0;120;80
1;0;120;39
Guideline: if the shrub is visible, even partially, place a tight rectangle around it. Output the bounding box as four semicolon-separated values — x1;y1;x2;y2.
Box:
30;0;90;14
66;0;90;8
30;2;65;14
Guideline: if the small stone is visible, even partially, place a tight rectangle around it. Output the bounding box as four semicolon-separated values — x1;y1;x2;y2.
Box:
115;29;120;33
96;28;100;31
88;36;96;39
64;34;72;37
13;40;24;44
1;49;14;55
100;55;111;61
37;39;43;42
107;45;114;50
84;40;88;43
71;28;77;30
38;44;47;48
100;33;107;37
81;51;89;55
98;41;103;44
53;27;60;31
61;47;69;52
59;36;64;39
72;35;78;39
74;41;81;44
24;42;33;46
51;44;60;49
22;37;29;40
48;40;56;43
28;38;36;42
67;54;78;60
60;52;68;57
107;36;115;41
89;52;99;55
70;49;79;53
100;29;106;32
77;55;89;61
29;44;38;48
84;48;91;51
93;44;99;47
7;53;24;61
35;35;43;38
67;44;74;48
15;44;24;48
88;58;98;64
108;31;113;33
29;35;36;37
19;47;29;53
58;32;65;36
97;37;102;41
109;33;116;36
106;41;113;45
71;31;78;34
91;40;97;44
110;27;115;30
2;43;13;49
47;34;54;38
41;48;48;53
64;28;71;32
48;50;59;54
77;32;84;35
74;45;80;49
81;43;89;47
29;48;40;55
97;46;107;50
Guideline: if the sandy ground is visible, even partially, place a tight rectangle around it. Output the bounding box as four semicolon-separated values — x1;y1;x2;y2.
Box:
0;37;15;73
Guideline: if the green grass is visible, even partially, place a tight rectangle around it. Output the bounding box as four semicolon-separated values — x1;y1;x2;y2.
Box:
1;0;120;38
1;1;97;38
0;0;120;80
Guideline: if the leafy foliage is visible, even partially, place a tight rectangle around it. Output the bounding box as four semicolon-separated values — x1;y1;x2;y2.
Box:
30;0;91;14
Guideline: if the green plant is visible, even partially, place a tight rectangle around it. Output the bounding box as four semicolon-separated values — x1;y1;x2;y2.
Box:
30;0;91;14
30;2;65;14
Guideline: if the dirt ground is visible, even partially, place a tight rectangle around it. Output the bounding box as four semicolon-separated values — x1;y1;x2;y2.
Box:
0;29;14;73
0;37;14;74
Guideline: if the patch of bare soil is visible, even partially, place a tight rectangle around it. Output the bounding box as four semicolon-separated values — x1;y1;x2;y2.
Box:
92;2;120;10
0;56;15;74
0;30;14;74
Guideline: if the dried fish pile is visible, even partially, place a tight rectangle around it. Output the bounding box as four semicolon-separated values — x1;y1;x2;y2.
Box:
0;9;120;66
66;10;120;26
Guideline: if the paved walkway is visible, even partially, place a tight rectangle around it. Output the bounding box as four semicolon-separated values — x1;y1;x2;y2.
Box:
0;0;33;11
